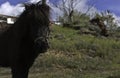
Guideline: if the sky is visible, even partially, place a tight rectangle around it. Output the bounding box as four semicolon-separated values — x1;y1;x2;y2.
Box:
88;0;120;16
0;0;120;17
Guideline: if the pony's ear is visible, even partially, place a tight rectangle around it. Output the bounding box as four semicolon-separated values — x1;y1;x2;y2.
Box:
24;4;29;10
20;3;30;9
23;3;30;10
36;1;42;5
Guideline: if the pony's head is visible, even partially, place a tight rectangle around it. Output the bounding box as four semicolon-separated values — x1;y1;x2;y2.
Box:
19;2;50;53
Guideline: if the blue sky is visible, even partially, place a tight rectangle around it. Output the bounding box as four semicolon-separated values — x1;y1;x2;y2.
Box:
88;0;120;16
0;0;27;5
0;0;120;16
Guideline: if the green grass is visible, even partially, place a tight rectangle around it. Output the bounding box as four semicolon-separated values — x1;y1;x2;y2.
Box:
0;25;120;78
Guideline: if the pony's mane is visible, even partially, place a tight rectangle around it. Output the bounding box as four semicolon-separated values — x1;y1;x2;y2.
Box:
15;2;50;27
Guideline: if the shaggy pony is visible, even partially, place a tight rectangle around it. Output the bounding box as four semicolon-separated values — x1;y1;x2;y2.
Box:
0;2;50;78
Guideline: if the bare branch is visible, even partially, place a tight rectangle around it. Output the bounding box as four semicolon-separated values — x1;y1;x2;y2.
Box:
52;0;85;23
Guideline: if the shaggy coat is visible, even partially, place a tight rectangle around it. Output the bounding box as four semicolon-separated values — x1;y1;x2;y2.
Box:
0;2;50;78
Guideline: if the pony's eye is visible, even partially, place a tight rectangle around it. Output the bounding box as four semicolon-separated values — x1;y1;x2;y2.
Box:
28;12;32;15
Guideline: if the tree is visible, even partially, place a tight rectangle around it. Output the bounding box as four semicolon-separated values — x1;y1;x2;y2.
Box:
53;0;95;25
97;10;117;32
90;10;118;36
54;0;82;23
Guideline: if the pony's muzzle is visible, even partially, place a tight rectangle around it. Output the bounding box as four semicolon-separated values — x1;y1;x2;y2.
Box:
34;37;50;49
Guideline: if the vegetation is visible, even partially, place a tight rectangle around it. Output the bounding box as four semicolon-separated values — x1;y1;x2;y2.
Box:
0;25;120;78
32;25;120;78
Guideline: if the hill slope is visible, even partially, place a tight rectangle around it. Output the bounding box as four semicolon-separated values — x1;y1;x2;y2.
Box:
0;25;120;78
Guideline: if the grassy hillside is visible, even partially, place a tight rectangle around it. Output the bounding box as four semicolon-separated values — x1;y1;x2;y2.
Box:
0;25;120;78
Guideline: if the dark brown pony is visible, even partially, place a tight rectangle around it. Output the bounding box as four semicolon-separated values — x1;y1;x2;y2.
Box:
0;1;50;78
90;17;108;36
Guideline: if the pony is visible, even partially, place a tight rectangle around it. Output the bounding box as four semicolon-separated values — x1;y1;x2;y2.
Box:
90;17;108;37
0;1;50;78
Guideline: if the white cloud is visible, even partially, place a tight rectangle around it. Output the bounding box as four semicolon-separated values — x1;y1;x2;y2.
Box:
0;0;51;16
29;0;49;3
74;0;98;17
0;2;24;16
29;0;41;3
77;0;98;18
